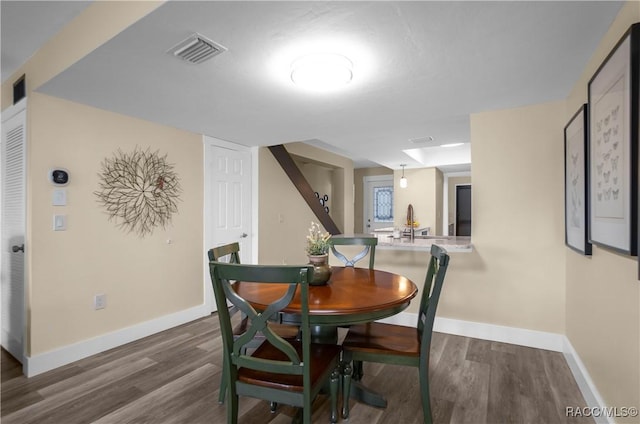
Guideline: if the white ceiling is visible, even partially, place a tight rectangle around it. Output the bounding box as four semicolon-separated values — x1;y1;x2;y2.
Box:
2;1;624;170
1;1;91;83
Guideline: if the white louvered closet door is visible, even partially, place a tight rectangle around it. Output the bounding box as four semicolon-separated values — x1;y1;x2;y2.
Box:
1;101;26;363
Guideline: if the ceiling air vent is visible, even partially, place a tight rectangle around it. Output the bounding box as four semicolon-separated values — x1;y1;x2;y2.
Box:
167;33;226;64
409;136;435;145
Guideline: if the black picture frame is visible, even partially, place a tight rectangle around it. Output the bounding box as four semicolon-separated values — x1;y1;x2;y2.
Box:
565;104;592;255
587;23;639;256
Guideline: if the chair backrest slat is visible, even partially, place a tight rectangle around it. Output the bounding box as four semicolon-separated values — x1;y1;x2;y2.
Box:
416;244;450;347
209;242;241;263
210;262;313;376
328;235;378;269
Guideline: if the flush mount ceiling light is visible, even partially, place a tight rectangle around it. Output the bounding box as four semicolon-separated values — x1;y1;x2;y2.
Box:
290;53;353;91
400;164;408;189
440;143;464;148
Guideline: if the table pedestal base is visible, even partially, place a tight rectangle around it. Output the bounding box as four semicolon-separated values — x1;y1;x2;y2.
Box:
310;325;338;344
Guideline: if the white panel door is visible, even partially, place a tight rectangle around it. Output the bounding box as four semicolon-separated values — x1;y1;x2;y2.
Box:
204;139;252;312
1;101;26;363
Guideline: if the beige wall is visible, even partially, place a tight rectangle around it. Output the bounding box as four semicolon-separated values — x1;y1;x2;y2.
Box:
353;166;393;233
258;143;354;265
295;158;334;220
1;1;204;357
393;167;439;234
444;100;566;333
29;95;203;355
287;142;354;235
564;1;640;417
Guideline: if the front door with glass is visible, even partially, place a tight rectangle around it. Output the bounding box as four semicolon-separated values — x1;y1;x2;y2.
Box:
363;175;394;233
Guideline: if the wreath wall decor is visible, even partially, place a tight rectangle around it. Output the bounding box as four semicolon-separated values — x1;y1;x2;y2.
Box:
95;147;182;237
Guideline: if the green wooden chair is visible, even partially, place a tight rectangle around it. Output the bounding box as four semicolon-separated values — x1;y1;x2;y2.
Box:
208;243;299;405
209;261;342;424
328;235;378;269
341;244;450;423
209;242;242;264
327;235;378;380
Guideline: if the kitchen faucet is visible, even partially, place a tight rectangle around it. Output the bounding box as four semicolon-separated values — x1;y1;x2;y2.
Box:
407;204;414;242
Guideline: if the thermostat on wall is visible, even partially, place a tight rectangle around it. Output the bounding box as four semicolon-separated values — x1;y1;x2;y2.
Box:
49;169;69;186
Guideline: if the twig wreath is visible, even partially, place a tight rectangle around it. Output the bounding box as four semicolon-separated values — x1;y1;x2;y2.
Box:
95;147;182;237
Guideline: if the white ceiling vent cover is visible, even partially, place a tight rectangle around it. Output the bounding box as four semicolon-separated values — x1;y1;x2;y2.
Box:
409;136;435;145
167;33;227;64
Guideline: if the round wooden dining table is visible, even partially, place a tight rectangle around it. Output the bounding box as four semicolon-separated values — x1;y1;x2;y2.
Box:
234;266;418;342
234;266;418;409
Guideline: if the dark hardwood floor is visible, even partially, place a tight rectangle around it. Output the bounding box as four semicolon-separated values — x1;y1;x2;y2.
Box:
1;313;592;423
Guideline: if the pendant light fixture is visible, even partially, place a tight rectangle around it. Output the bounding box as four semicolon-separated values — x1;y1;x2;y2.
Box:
400;164;408;188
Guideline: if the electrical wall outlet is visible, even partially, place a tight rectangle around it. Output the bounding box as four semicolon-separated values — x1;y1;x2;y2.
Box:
94;294;106;310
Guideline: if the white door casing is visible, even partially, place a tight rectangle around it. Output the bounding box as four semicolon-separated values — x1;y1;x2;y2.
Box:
204;137;252;312
363;175;394;233
1;99;27;363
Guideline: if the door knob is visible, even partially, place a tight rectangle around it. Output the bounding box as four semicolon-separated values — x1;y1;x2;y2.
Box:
12;244;24;253
240;233;248;238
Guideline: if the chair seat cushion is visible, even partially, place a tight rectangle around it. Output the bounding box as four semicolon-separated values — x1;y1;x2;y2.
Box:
342;322;420;357
238;341;341;392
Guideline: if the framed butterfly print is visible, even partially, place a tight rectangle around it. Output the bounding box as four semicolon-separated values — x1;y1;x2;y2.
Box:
565;104;591;255
587;23;639;256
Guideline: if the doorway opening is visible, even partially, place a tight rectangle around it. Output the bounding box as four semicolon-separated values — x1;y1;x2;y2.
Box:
455;184;472;236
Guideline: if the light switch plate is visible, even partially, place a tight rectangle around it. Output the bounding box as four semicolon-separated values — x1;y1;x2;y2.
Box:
53;215;67;231
53;189;67;206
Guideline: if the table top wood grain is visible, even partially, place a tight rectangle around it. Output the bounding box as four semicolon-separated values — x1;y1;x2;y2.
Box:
234;266;418;326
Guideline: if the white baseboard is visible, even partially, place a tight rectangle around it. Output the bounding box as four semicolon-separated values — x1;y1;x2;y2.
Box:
380;313;564;351
433;316;565;351
24;304;209;377
380;313;608;423
562;337;612;424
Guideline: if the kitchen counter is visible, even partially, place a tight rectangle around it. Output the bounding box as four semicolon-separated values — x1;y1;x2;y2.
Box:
375;234;473;253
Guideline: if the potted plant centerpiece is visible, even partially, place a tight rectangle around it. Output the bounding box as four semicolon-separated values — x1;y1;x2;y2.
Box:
306;221;332;285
